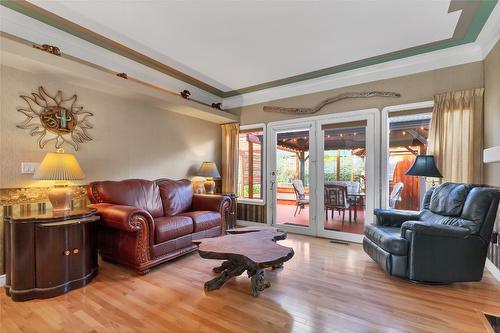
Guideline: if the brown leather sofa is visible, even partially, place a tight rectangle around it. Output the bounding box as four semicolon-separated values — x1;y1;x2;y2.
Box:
87;178;230;274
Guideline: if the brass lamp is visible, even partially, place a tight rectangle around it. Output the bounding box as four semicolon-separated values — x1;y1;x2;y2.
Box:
198;162;220;194
33;149;85;213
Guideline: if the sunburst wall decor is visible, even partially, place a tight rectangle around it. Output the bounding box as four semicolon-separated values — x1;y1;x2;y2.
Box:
17;86;94;151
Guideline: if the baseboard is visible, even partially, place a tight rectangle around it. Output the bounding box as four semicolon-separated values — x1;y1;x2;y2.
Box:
486;259;500;283
0;274;5;287
236;220;268;227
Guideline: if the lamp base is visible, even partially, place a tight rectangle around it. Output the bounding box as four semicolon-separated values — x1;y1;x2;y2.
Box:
48;185;72;213
204;178;216;194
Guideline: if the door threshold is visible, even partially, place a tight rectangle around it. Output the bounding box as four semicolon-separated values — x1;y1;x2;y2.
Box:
329;239;350;246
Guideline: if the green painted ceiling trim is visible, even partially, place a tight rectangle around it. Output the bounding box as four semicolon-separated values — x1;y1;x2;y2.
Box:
0;0;226;97
222;0;497;97
1;0;496;99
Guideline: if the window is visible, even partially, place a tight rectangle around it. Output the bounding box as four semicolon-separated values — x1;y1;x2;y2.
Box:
386;109;432;211
238;125;265;203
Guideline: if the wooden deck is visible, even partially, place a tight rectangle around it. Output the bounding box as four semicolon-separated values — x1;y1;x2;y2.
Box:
2;234;499;333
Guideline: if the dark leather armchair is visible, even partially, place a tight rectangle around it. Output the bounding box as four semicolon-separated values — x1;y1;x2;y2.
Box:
363;183;499;283
87;179;230;274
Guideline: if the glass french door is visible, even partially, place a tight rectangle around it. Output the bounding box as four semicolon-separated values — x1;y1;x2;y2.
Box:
316;112;379;242
267;110;379;241
268;121;316;236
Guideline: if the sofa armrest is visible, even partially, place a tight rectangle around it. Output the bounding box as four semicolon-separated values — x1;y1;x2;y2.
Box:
401;221;470;239
400;221;485;282
373;208;420;227
192;194;231;234
88;203;155;234
192;194;230;212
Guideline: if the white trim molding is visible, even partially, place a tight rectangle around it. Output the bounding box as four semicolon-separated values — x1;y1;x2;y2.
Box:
223;43;484;108
476;1;500;59
0;274;5;288
484;146;500;163
486;259;500;284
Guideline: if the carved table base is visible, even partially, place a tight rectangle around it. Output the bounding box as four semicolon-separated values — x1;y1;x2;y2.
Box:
194;227;294;297
205;260;274;296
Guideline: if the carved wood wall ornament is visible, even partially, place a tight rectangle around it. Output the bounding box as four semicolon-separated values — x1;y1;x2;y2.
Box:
33;44;61;56
263;91;401;114
17;86;94;151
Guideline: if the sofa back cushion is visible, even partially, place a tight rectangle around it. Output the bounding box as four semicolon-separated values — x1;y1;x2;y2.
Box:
461;187;499;235
88;179;164;217
156;179;193;216
429;183;471;216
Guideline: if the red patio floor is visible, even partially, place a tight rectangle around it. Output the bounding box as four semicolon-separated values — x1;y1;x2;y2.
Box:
275;202;366;235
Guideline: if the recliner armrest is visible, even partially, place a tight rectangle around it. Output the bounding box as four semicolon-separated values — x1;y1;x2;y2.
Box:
88;203;155;234
401;221;470;239
373;208;420;227
192;194;230;213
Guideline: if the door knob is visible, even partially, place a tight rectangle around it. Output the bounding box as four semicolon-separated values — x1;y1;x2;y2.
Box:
63;250;70;256
73;248;79;254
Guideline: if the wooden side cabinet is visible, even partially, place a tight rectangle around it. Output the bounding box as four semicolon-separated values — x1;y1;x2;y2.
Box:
4;208;99;301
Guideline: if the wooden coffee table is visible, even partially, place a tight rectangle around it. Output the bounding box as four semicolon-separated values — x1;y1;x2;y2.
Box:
193;226;294;296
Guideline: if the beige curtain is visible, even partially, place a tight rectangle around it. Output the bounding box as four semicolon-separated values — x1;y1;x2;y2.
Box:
427;88;484;183
221;123;239;193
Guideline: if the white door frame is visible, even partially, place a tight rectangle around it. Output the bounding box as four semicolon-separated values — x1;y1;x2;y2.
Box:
315;109;380;243
266;108;380;242
267;120;317;236
380;101;434;209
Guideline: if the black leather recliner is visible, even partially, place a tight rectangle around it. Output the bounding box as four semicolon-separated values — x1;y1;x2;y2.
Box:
363;183;500;283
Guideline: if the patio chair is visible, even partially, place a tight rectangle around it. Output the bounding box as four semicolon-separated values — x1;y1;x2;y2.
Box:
389;182;404;209
324;184;352;225
292;180;309;216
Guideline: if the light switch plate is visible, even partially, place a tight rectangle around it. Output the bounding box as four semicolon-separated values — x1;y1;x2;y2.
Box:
21;162;39;174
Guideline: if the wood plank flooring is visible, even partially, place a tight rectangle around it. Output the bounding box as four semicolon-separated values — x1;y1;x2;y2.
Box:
1;234;500;333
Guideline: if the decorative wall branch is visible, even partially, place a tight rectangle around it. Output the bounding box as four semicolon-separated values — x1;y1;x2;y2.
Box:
263;91;401;114
33;44;61;56
16;86;94;151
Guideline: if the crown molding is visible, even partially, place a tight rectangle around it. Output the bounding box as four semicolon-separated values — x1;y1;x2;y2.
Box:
0;5;222;105
1;1;498;110
222;42;484;109
476;0;500;58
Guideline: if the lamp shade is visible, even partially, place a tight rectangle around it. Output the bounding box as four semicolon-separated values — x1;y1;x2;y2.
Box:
406;155;443;178
484;146;500;163
33;151;85;180
198;162;220;179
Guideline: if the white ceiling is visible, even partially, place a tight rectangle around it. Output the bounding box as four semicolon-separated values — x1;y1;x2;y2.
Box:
29;1;461;92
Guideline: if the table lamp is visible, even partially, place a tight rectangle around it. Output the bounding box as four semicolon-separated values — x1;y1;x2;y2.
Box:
33;149;85;213
406;155;443;186
198;162;220;194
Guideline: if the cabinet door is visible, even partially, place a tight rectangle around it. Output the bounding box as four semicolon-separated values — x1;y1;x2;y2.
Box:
68;222;97;281
35;224;70;289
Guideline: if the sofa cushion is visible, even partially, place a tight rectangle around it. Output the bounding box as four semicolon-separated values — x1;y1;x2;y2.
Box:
429;183;471;216
89;179;164;218
157;179;193;216
180;211;221;232
364;225;408;256
154;216;193;243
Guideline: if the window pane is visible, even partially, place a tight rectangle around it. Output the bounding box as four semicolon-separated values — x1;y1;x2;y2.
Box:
238;128;264;200
387;112;432;211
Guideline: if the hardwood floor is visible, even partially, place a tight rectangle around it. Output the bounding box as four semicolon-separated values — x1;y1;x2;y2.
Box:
2;234;499;333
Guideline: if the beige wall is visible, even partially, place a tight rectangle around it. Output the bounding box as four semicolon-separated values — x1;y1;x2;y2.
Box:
231;62;484;125
0;65;221;188
484;40;500;188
